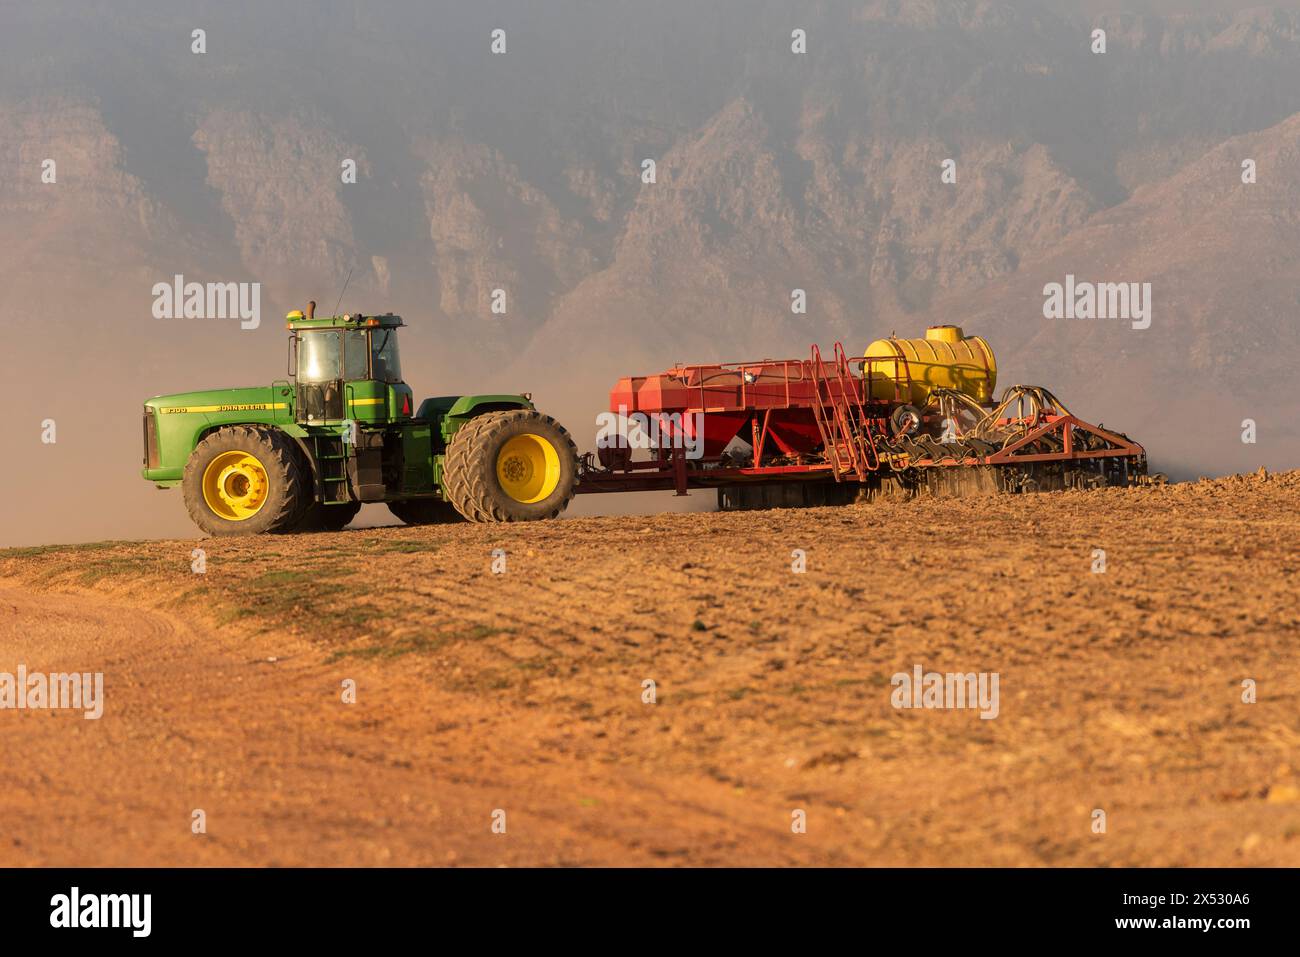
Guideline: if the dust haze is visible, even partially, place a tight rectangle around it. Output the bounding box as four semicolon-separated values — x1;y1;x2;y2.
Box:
3;0;1299;546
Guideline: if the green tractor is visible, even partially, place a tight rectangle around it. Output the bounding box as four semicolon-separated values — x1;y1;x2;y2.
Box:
141;303;578;535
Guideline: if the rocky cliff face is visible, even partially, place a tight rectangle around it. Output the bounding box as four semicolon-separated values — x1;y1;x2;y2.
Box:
414;137;595;328
0;97;172;280
931;109;1300;472
193;110;366;291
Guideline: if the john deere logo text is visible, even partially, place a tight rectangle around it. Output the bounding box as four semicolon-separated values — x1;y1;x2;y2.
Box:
151;275;260;330
162;403;283;414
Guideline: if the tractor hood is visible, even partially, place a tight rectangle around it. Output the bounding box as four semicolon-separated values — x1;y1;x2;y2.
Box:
145;386;288;416
142;385;297;486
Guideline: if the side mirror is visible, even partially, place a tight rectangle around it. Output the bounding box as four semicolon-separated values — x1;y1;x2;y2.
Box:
287;333;297;377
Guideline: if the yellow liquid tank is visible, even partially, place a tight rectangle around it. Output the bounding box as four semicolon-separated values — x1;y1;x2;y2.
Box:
862;325;997;405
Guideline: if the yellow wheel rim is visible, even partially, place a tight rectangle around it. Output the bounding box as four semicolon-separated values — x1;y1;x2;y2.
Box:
201;450;270;521
496;433;561;504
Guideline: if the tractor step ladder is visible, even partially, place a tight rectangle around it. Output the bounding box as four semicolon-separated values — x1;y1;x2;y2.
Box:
312;434;352;504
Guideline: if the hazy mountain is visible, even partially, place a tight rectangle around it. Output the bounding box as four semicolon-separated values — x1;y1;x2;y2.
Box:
2;0;1298;544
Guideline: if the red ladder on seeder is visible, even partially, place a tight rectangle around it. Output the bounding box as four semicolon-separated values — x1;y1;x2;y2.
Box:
808;343;880;481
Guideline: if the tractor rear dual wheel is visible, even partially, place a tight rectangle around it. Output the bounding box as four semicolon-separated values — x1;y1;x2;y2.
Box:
183;425;311;536
443;410;578;522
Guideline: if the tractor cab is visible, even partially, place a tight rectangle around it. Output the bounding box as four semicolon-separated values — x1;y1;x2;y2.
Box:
286;303;414;425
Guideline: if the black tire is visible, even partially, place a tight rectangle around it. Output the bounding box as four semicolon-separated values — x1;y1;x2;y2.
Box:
443;409;578;522
182;425;310;536
387;499;463;525
294;501;362;532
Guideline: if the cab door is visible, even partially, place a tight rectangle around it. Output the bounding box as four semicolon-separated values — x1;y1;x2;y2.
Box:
296;330;345;423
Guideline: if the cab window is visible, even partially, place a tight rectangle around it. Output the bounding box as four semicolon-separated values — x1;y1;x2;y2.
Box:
344;330;370;380
371;329;402;383
298;331;341;383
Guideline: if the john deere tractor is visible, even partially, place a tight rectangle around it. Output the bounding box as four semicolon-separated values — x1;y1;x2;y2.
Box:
141;303;578;535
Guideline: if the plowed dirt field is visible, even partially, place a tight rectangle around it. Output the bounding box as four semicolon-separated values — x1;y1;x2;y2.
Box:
1;471;1298;866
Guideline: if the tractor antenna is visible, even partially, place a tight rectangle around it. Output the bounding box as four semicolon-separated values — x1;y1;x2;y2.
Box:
332;266;354;317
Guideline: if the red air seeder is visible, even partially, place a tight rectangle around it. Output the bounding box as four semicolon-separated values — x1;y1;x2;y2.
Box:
576;337;1149;509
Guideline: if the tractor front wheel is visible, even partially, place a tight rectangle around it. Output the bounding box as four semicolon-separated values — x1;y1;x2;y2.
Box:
443;410;578;522
182;426;309;536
